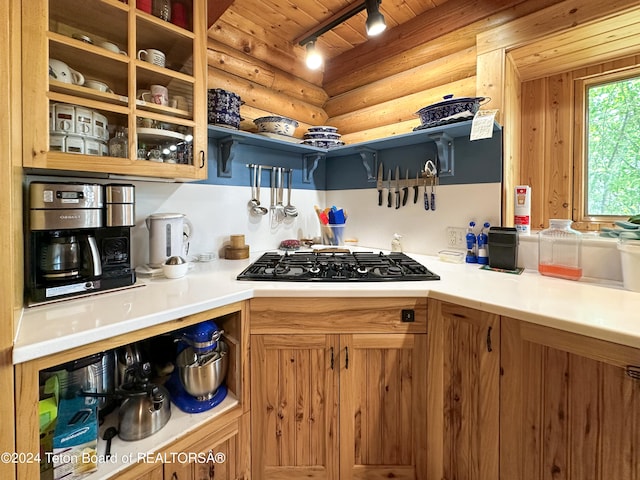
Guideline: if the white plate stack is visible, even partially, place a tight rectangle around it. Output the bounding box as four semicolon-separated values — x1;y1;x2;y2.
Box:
303;126;345;149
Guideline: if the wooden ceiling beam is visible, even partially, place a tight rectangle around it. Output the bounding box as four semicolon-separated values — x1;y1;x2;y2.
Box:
323;0;535;84
207;0;234;30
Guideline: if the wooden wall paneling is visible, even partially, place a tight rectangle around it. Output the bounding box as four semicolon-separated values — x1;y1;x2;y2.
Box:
323;0;550;85
339;120;421;145
502;54;522;227
542;72;573;224
520;78;546;229
323;29;478;97
207;38;328;107
207;66;328;127
208;17;322;87
324;46;477;119
477;0;640;55
326;76;477;136
509;7;640;81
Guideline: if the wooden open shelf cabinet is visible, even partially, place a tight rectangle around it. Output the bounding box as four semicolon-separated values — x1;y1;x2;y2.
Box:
22;0;207;181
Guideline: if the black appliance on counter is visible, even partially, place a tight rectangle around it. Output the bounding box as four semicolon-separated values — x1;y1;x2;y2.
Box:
236;251;440;282
26;182;136;306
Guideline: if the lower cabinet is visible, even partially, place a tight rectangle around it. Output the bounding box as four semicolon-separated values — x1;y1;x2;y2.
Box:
163;414;248;480
426;299;500;480
500;316;640;480
250;297;428;480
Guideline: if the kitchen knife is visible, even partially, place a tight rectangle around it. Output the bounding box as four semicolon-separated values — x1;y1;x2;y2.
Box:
377;162;384;206
394;166;400;209
402;169;409;206
387;169;392;208
413;171;419;204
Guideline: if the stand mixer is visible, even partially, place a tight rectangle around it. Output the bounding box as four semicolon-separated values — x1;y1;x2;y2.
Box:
166;321;229;413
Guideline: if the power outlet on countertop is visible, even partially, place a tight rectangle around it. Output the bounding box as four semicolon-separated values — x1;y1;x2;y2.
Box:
446;227;467;248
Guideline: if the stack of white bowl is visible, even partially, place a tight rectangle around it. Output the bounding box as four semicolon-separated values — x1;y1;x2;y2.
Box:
303;126;344;149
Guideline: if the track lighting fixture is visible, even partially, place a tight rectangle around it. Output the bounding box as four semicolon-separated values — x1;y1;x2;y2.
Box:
297;0;387;69
365;0;386;36
305;40;323;70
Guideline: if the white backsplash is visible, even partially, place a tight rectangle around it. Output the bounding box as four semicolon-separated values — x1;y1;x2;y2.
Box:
131;181;502;265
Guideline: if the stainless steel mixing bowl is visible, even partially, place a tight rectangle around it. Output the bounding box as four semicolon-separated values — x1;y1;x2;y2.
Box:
176;340;229;400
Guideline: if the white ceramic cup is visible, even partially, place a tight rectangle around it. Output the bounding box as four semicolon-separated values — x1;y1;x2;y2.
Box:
141;84;169;106
137;48;166;67
49;58;85;85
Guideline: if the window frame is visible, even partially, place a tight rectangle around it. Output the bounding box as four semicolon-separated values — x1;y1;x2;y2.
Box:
573;66;640;228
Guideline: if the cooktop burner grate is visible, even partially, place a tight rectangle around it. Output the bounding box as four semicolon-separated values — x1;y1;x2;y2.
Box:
236;251;440;282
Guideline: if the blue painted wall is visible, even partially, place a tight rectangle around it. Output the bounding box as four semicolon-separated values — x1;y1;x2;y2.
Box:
202;126;502;190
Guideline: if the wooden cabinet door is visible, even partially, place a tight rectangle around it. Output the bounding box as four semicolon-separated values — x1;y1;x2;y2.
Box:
251;334;339;480
339;333;428;479
427;299;500;480
163;415;245;480
501;317;640;480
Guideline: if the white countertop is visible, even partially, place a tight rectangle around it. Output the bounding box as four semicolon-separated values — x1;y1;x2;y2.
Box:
13;250;640;364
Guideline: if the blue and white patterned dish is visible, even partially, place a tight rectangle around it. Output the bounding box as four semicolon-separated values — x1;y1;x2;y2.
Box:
303;131;341;140
254;116;299;136
208;89;243;129
307;126;338;133
415;95;487;127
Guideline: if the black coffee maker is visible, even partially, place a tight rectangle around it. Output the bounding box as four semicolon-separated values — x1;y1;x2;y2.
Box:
26;182;136;305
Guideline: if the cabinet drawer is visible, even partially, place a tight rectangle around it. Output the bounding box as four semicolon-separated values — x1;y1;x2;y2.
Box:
250;297;427;334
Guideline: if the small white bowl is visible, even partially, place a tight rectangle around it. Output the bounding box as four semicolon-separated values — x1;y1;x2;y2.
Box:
162;257;189;278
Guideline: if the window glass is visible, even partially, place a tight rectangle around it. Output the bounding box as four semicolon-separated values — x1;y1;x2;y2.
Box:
586;76;640;216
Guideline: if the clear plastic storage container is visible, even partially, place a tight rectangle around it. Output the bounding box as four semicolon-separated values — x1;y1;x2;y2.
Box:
538;219;582;280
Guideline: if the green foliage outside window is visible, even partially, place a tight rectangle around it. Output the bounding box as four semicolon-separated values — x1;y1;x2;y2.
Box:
586;77;640;216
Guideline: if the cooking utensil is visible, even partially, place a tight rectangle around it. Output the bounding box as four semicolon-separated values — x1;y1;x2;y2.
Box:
394;166;400;209
377;161;384;206
387;169;392;208
252;165;268;216
413;171;419;204
402;169;409;206
248;164;260;209
118;383;171;441
103;427;117;459
284;169;298;217
276;168;286;222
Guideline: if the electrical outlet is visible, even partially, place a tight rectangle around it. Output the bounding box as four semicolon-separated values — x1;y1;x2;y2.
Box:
446;227;466;248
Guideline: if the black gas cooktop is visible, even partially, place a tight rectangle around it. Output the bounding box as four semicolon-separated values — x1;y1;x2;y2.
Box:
236;251;440;282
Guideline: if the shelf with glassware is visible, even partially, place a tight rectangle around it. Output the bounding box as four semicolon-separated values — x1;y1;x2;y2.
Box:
14;302;249;480
23;0;207;181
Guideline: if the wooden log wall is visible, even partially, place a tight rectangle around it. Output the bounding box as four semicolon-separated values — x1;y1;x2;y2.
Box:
207;0;638;148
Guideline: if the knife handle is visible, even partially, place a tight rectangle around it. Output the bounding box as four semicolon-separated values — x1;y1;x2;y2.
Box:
424;191;429;210
431;192;436;211
395;190;400;209
413;186;419;204
378;189;382;206
402;187;408;206
387;189;392;208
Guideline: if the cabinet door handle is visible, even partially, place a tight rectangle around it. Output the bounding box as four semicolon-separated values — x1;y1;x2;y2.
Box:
626;365;640;380
330;347;334;370
486;326;493;352
199;150;205;168
345;346;349;369
171;473;178;480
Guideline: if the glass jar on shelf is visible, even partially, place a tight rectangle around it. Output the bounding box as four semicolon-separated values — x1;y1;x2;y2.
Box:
538;219;583;280
108;127;128;158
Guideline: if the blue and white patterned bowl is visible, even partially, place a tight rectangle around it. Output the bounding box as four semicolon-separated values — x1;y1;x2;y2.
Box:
208;89;243;128
415;95;487;127
254;116;299;136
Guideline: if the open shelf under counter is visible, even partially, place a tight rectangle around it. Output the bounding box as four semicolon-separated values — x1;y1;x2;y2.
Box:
76;392;240;480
